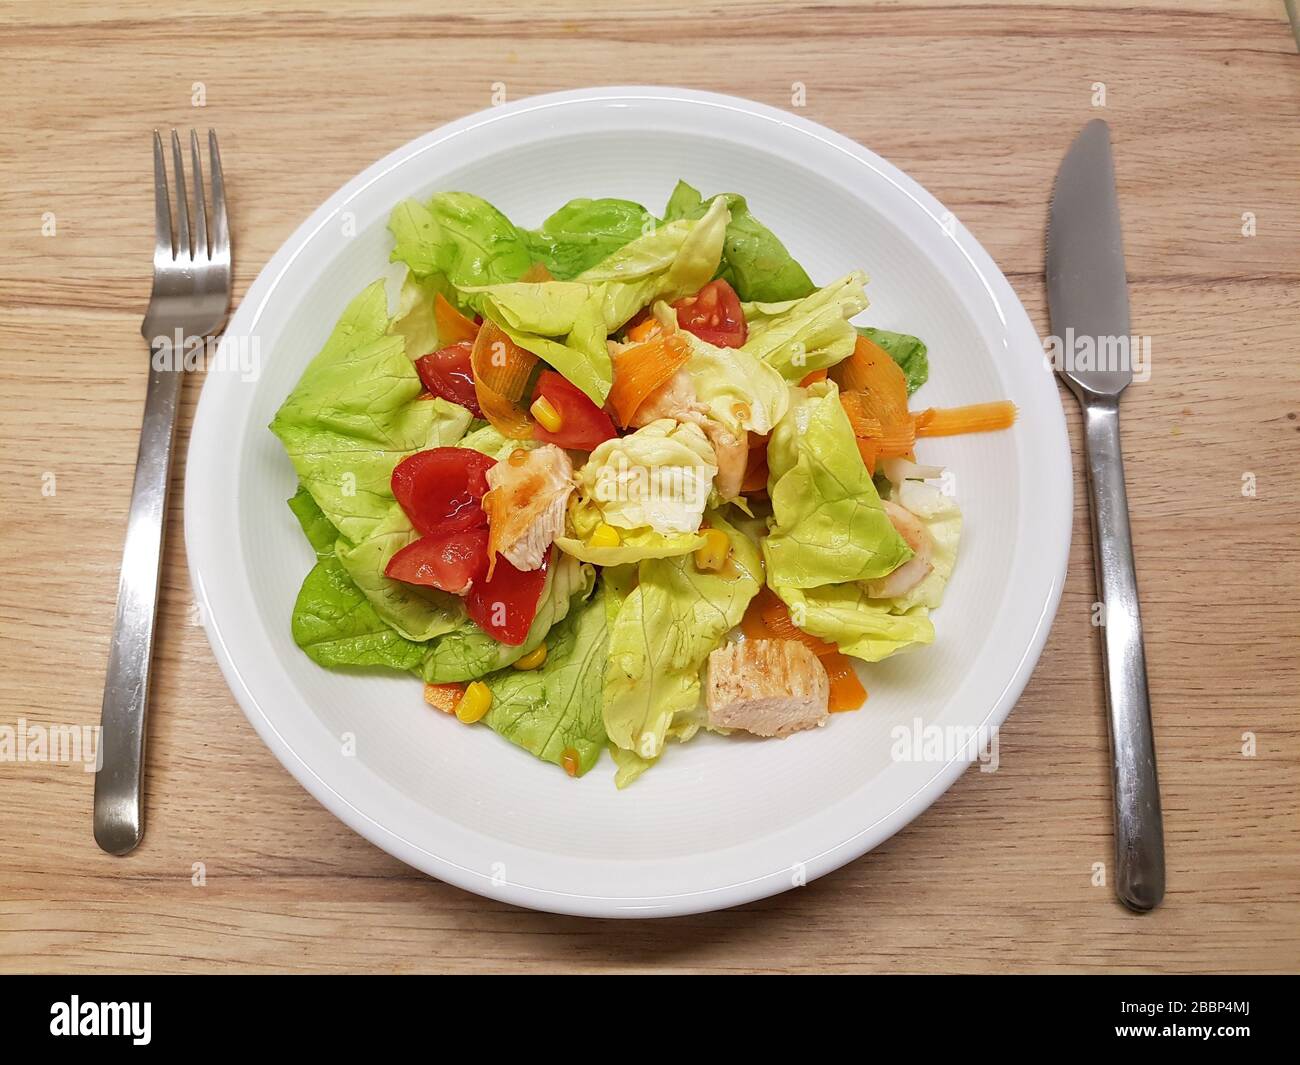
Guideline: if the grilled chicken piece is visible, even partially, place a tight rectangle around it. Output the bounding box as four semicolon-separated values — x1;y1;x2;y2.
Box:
698;418;746;500
865;499;934;598
628;369;698;428
482;444;575;571
706;639;830;738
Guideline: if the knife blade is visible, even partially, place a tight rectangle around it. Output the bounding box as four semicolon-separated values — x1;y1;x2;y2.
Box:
1047;119;1165;912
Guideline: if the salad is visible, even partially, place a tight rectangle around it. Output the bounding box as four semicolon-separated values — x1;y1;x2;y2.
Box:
271;182;1015;786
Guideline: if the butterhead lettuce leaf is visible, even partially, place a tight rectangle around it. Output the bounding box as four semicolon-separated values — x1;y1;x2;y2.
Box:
774;582;934;662
520;198;655;280
741;272;868;381
763;381;912;588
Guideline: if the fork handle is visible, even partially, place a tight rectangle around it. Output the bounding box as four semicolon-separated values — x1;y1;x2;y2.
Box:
1080;396;1165;911
94;359;184;855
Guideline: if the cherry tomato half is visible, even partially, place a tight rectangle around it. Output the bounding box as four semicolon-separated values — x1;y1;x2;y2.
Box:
530;370;618;451
415;341;483;418
466;548;550;646
672;279;747;348
391;447;496;537
384;526;490;596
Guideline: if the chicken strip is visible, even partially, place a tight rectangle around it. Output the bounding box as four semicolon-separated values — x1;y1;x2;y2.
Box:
482;444;575;572
706;639;830;737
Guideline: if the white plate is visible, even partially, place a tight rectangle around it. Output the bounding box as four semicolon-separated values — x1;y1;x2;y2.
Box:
185;87;1071;917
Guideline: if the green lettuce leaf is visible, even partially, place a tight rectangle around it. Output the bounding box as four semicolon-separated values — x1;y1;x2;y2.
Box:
603;511;760;761
482;585;611;775
574;418;716;535
421;553;594;682
680;332;790;435
556;490;705;566
740;273;868;381
269;281;474;543
858;326;929;395
773;581;934;662
388;192;532;293
461;196;729;405
290;555;425;672
288;484;338;558
521;198;655;280
662;180;815;303
763;381;912;588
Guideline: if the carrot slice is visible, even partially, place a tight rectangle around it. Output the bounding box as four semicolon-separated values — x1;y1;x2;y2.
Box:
822;652;867;712
607;333;691;426
832;335;911;428
739;587;839;657
423;682;465;714
471;320;537;439
913;401;1018;437
434;293;479;347
518;262;554;283
740;447;769;494
625;316;662;343
798;367;828;387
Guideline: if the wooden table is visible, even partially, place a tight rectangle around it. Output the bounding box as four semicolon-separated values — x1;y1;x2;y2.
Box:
2;0;1297;974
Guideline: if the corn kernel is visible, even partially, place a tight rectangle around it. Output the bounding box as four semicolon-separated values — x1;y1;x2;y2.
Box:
731;401;752;425
694;528;730;571
530;395;563;434
588;522;621;549
513;643;548;670
455;680;493;724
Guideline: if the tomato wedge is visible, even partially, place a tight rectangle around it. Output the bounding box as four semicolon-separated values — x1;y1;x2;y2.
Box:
414;341;483;418
391;447;496;536
672;279;747;348
466;547;550;645
385;527;490;595
530;370;618;451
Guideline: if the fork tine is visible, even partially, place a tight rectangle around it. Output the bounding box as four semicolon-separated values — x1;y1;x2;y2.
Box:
170;129;191;259
189;129;208;259
152;130;173;258
208;130;228;261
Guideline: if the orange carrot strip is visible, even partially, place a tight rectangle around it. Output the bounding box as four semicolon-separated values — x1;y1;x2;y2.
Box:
798;368;828;387
625;316;661;343
423;682;465;714
607;333;691;426
471;320;537;439
434;293;479;347
822;652;867;712
913;401;1018;437
832;335;911;429
740;447;769;494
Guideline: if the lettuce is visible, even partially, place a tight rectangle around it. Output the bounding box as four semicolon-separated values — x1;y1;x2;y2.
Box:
603;511;760;761
461;197;730;405
420;553;594;682
520;198;655;280
763;381;912;588
287;484;338;558
740;273;868;381
574;418;716;535
680;332;790;436
774;582;934;662
290;556;426;673
662;180;815;303
269;281;473;544
482;585;611;775
556;497;705;567
858;326;929;395
388;192;532;292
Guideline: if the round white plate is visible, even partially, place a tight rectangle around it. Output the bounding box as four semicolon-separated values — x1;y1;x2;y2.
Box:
186;87;1071;917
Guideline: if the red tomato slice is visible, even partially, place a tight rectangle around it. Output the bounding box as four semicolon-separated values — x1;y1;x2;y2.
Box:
530;370;618;451
384;527;489;596
415;341;484;418
672;279;747;348
391;447;496;536
465;547;550;645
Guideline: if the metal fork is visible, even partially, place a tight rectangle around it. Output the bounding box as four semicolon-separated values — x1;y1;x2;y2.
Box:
94;130;231;855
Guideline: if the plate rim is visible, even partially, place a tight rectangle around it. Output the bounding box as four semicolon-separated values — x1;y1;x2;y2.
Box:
184;85;1072;918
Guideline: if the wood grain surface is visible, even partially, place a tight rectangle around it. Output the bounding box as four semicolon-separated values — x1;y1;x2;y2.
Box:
1;0;1297;974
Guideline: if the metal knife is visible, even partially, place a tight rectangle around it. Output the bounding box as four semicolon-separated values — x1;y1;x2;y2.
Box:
1046;119;1165;912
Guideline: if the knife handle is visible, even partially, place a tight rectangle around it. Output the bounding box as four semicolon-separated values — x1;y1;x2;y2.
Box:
1080;396;1165;911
